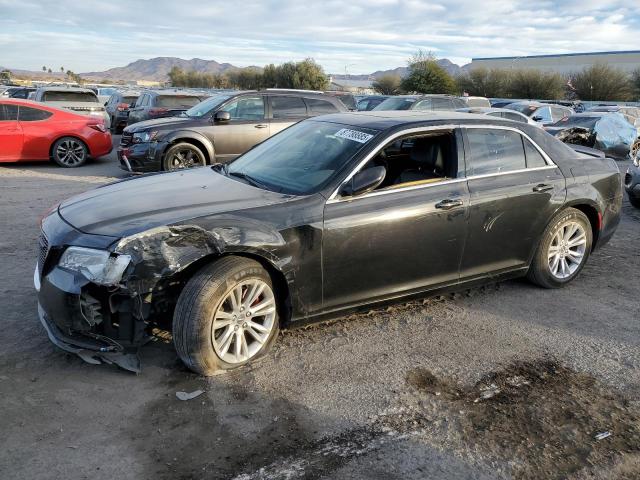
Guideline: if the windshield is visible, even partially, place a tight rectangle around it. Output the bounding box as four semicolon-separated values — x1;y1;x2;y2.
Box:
43;91;99;102
227;120;378;195
185;94;232;117
156;95;202;108
550;116;600;129
373;97;417;111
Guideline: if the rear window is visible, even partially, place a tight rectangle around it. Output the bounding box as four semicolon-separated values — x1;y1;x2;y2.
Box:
305;98;340;115
156;96;202;108
43;91;99;103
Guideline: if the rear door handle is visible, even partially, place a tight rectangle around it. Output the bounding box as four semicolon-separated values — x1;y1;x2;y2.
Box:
435;198;464;210
255;124;268;129
533;183;554;192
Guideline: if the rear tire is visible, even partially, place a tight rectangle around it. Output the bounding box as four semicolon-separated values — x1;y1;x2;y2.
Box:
52;137;88;168
173;257;280;376
527;207;592;288
162;142;206;171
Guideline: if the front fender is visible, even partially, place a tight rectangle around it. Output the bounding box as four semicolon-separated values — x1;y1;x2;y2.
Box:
162;130;215;162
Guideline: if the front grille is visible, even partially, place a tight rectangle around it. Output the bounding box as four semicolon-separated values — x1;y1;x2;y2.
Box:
38;231;49;276
121;132;133;147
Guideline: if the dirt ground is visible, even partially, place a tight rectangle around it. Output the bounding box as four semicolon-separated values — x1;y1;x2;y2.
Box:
1;138;639;480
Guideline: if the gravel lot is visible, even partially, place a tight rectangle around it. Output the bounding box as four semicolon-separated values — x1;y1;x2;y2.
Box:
1;137;639;479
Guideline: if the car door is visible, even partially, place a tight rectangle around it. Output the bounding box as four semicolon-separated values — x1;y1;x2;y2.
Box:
18;105;54;160
212;95;269;162
128;94;146;124
459;126;565;279
0;103;23;160
268;95;308;135
322;127;469;311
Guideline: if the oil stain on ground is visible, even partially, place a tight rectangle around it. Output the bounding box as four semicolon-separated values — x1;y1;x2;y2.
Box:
406;360;640;480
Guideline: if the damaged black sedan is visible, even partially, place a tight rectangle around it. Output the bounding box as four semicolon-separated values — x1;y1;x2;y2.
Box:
35;111;623;375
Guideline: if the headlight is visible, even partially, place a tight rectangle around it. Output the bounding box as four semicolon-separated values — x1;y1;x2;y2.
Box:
58;247;131;285
132;131;158;143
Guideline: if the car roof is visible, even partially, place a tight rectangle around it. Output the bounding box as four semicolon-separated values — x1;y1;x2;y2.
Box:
36;86;96;93
308;110;519;130
145;90;205;96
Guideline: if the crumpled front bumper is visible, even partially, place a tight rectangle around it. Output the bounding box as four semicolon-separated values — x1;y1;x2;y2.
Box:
35;263;141;373
117;141;165;173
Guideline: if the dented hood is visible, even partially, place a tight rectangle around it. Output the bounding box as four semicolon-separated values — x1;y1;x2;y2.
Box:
58;167;294;237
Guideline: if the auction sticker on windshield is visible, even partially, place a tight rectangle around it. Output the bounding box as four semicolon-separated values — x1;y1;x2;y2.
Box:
335;128;374;144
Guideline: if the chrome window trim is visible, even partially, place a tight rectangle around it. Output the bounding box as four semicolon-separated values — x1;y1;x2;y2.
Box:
327;124;559;204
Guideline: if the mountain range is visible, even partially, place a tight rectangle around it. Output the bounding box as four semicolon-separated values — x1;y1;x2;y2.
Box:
4;56;465;83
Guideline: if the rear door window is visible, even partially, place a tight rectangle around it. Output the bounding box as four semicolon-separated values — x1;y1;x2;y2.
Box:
432;98;453;110
305;98;340;115
271;96;307;118
523;138;548;168
18;106;53;121
502;111;526;123
0;103;19;121
466;129;527;176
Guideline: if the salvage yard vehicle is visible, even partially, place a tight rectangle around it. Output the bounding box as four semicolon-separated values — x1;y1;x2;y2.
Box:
457;107;541;126
545;112;638;160
118;90;347;172
35;111;622;374
373;94;467;112
125;90;207;126
357;95;390;111
104;90;139;134
0;99;112;167
33;86;111;129
504;101;573;126
625;152;640;208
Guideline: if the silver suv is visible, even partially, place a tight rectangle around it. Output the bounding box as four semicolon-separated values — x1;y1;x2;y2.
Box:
33;87;110;128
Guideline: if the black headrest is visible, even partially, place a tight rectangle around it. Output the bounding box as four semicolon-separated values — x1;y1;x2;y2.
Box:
410;137;444;173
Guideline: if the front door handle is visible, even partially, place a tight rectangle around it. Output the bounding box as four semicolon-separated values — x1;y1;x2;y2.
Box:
533;183;554;192
435;198;464;210
255;124;268;129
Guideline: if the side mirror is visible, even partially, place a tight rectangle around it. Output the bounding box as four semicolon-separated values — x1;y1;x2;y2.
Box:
340;166;386;197
104;101;108;106
214;111;231;122
532;115;544;122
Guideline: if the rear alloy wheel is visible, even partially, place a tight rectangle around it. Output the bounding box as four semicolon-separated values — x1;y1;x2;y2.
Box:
173;257;279;375
527;207;592;288
52;137;88;167
163;142;206;171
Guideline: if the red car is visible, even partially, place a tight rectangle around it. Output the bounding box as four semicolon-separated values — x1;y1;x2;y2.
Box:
0;99;112;167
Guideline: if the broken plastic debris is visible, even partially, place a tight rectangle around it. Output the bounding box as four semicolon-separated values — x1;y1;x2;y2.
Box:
176;389;205;401
595;431;612;440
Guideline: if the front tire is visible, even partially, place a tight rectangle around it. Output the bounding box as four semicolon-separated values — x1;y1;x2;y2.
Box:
52;137;88;168
162;142;206;171
173;257;280;376
527;207;593;288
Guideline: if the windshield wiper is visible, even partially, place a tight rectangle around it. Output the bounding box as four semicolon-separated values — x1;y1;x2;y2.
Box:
228;171;273;191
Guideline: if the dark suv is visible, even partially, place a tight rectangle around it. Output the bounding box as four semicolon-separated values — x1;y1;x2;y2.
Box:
104;91;139;133
126;90;207;126
118;90;347;172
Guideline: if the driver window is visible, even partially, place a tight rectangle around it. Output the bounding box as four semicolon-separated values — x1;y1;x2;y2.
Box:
220;96;265;120
360;131;458;191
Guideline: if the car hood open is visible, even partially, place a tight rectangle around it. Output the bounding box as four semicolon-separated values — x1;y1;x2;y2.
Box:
58;167;294;237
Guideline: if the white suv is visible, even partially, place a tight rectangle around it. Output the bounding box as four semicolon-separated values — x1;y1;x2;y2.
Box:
33;87;110;128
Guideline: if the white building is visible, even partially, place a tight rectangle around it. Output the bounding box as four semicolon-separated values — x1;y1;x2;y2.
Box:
469;50;640;75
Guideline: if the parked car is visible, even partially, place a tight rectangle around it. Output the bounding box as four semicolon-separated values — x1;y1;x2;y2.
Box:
126;90;208;126
118;90;347;172
504;101;573;126
35;111;622;374
356;95;390;111
32;87;110;129
324;91;357;110
373;95;467;111
587;105;640;133
545;112;638;160
460;96;491;108
0;99;111;167
489;99;518;108
95;87;119;105
104;91;139;134
457;107;541;126
1;86;36;99
625;152;640;208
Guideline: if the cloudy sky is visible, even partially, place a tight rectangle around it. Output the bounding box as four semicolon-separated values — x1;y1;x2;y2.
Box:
1;0;639;74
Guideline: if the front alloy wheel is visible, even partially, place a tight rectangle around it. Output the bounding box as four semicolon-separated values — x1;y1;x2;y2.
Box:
173;257;280;375
163;142;206;170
